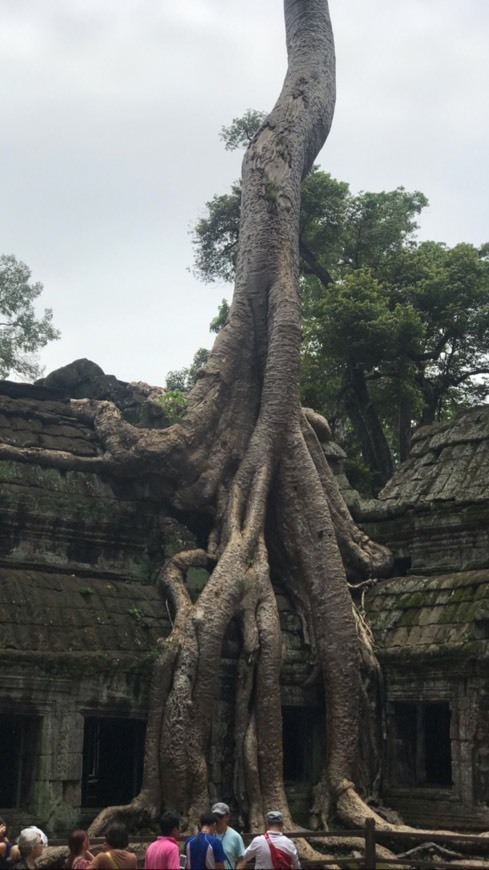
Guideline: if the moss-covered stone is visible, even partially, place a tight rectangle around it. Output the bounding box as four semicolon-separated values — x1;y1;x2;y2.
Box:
186;567;210;596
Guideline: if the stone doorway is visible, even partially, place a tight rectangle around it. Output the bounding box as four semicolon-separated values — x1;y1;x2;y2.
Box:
389;701;452;788
81;717;146;808
0;716;40;808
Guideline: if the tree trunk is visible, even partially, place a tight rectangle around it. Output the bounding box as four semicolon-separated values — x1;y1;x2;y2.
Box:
398;396;413;462
341;362;394;493
24;0;393;843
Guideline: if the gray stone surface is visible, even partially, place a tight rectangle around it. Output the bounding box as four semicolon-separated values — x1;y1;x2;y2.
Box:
2;368;489;832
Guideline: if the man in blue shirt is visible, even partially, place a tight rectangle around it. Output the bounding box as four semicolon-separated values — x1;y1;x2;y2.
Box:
185;812;225;869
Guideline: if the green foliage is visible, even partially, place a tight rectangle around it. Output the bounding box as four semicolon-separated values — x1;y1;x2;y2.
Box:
158;390;188;425
343;457;375;499
192;183;241;284
78;587;94;597
300;171;350;268
342;187;428;270
127;607;149;629
166;347;210;393
189;110;489;488
210;299;229;334
219;109;267;151
192;109;265;283
0;254;60;380
265;180;279;203
303;238;489;483
310;268;422;368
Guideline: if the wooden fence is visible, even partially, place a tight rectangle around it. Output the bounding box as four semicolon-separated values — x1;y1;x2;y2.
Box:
49;819;489;869
277;820;489;868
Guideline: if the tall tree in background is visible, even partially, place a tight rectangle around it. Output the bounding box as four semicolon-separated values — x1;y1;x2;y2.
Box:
302;239;489;489
0;254;59;380
75;0;395;838
193;122;489;493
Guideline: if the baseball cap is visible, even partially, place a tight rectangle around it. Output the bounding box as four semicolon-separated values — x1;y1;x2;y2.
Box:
212;802;230;816
266;811;284;824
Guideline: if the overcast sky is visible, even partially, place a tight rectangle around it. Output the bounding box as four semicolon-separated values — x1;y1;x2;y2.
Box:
2;0;488;386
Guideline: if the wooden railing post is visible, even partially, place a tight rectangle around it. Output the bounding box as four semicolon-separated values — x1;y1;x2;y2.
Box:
364;817;376;869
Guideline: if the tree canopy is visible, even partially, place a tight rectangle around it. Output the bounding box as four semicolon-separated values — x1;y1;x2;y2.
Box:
302;236;489;490
0;254;60;380
192;120;489;492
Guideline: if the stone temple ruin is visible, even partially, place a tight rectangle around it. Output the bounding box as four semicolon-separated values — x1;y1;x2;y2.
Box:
1;359;489;834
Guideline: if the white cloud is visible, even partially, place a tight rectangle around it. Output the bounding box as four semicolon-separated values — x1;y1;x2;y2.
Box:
1;0;488;383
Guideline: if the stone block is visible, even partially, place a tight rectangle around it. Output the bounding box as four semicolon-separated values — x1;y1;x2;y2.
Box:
53;751;83;781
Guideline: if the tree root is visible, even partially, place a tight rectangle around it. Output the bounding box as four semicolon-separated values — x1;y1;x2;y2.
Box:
88;793;157;837
36;0;452;853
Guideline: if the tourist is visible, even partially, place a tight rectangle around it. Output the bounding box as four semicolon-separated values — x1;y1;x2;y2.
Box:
0;818;13;869
184;812;225;869
20;827;48;849
87;822;137;869
144;811;181;869
237;811;300;869
10;828;44;869
64;830;94;869
211;802;245;870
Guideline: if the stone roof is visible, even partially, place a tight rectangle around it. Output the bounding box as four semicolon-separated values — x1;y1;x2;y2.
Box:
365;569;489;660
0;568;169;664
0;391;101;456
375;407;489;514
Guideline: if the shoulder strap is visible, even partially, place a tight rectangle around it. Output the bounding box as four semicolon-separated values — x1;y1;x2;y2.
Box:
105;851;119;870
264;833;278;859
263;833;292;869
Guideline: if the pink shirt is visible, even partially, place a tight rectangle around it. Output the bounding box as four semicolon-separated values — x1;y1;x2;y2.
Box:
144;836;181;870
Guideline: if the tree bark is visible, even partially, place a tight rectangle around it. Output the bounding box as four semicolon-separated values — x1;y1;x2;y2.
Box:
341;361;394;493
30;0;393;845
398;396;413;462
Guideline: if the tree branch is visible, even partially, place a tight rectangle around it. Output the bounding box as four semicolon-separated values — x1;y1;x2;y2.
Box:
299;239;334;287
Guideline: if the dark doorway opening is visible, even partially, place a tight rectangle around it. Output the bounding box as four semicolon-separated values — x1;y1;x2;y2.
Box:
389;701;452;789
82;717;146;808
424;702;452;786
390;702;417;787
282;707;322;784
0;716;40;807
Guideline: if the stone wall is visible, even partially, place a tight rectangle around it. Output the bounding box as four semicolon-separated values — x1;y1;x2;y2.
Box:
3;367;489;833
358;407;489;575
0;372;323;833
365;571;489;828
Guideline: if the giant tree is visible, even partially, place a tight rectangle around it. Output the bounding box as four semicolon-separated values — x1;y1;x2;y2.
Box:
12;0;395;840
192;139;431;490
195;158;489;492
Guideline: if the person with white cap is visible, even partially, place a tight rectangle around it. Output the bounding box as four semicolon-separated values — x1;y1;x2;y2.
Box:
211;803;245;870
237;811;300;870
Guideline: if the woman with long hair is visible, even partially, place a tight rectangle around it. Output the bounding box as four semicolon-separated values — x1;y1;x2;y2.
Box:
64;830;94;870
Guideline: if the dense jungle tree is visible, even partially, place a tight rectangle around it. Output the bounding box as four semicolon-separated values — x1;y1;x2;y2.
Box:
72;0;396;839
193;122;489;493
302;240;489;489
0;254;59;380
2;4;485;858
10;1;451;853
